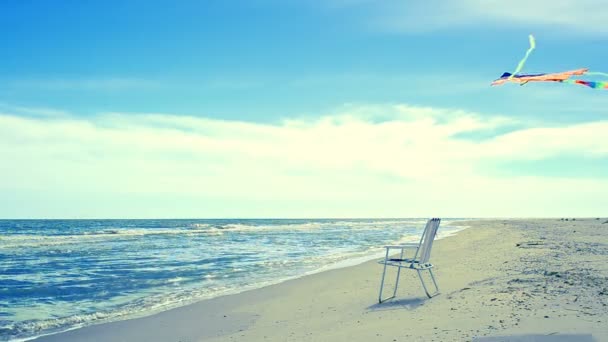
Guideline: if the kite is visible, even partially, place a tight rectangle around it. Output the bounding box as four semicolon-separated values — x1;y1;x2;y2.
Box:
491;34;608;89
491;68;589;86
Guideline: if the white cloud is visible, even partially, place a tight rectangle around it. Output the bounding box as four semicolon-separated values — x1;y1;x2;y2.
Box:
0;103;70;118
324;0;608;35
463;0;608;33
1;104;607;218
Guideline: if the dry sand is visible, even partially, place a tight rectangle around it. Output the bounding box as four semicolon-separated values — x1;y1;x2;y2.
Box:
33;219;608;341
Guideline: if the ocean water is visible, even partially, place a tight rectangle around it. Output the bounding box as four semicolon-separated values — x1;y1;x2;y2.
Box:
0;218;468;341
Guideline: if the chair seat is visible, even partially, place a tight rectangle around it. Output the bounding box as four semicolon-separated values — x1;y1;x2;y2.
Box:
379;258;434;270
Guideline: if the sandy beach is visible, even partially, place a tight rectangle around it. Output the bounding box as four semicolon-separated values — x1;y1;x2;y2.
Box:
33;219;608;342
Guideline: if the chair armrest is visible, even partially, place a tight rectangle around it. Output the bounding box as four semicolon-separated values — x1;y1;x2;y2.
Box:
384;243;419;249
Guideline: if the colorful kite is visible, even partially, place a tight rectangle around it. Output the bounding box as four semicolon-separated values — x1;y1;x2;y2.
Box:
491;35;608;89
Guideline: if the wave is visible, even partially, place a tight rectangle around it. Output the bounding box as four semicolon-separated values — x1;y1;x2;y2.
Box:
0;229;223;249
0;219;430;249
215;219;426;232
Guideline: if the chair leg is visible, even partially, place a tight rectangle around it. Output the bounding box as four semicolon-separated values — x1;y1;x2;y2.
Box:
378;249;393;303
391;249;405;299
378;265;389;303
379;266;403;303
429;268;440;295
417;268;440;298
392;267;402;298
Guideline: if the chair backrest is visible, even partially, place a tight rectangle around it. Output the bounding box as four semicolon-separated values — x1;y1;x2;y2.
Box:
416;218;441;264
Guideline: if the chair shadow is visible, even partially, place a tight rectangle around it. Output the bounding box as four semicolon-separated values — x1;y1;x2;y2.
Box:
366;297;427;312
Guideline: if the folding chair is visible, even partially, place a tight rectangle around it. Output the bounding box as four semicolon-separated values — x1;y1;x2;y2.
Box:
378;218;441;303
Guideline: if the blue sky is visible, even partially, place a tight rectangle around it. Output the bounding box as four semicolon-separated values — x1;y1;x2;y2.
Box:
1;0;607;218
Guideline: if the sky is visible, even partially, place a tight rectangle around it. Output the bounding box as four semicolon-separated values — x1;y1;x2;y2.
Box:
1;0;607;218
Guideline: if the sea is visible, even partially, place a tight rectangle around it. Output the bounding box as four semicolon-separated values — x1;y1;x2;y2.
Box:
0;218;469;341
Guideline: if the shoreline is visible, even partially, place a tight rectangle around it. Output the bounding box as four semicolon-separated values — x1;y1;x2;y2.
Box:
13;220;468;342
30;219;608;341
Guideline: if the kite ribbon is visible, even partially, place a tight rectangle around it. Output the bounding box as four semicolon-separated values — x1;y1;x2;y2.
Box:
585;71;608;77
563;79;608;89
509;34;536;80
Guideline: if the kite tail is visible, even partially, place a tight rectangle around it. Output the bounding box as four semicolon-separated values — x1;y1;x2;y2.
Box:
585;71;608;77
509;34;536;80
563;79;608;89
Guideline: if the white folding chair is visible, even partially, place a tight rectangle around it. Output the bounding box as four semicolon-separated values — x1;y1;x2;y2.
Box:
378;218;441;303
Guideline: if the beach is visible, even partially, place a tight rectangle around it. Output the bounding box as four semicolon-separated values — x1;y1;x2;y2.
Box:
30;219;607;341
